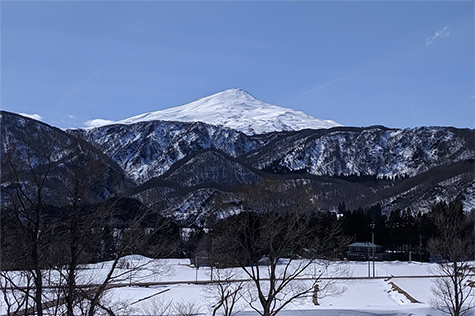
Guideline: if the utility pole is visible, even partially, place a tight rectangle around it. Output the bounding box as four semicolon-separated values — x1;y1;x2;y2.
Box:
419;235;422;262
372;232;375;277
367;244;370;278
370;223;375;278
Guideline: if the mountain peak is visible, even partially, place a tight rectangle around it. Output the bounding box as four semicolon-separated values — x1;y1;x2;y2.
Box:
209;88;259;103
176;88;262;113
211;88;255;98
91;89;342;135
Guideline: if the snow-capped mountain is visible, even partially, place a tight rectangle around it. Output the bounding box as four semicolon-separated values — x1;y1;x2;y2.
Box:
93;89;341;135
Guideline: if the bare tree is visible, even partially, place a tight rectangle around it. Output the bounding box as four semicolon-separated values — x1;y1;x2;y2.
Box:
204;268;245;316
210;179;349;316
1;140;56;316
173;299;203;316
136;295;174;316
51;148;110;316
75;205;178;316
0;270;34;316
428;199;475;316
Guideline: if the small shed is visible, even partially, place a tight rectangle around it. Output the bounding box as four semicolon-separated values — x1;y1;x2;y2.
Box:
346;242;389;261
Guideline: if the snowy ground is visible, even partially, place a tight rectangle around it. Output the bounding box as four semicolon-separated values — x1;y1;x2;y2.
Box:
2;258;449;316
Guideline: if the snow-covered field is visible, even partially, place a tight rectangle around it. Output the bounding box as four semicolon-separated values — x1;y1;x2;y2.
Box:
1;257;449;316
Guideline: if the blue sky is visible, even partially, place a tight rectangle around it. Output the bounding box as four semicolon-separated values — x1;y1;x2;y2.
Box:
1;1;473;129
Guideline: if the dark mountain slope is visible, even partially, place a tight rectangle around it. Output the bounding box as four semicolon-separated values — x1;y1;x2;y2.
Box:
1;111;130;205
72;120;269;183
124;148;265;225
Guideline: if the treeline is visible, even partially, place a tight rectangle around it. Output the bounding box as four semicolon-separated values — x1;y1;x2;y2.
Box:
3;194;470;272
186;210;348;267
340;203;432;257
1;198;183;271
186;200;473;263
338;200;475;260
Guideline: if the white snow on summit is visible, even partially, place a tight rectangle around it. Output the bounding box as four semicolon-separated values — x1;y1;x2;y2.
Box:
90;89;342;135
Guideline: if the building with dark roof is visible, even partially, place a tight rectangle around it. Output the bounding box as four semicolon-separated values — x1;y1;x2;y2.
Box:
346;242;390;261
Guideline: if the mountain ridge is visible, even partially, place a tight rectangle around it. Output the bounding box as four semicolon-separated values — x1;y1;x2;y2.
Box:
2;103;474;226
